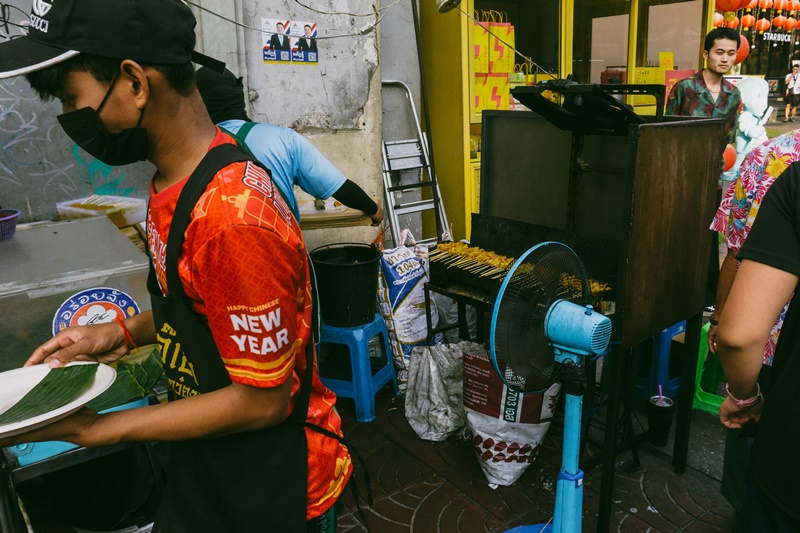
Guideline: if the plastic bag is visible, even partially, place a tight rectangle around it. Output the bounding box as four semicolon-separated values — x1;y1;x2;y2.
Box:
405;342;469;441
462;343;561;487
431;292;478;344
377;230;441;390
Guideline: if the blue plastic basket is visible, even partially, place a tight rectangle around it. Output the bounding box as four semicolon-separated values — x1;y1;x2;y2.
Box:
7;396;150;466
0;209;20;240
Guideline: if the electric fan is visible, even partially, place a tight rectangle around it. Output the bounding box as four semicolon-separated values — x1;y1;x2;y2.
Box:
489;242;612;533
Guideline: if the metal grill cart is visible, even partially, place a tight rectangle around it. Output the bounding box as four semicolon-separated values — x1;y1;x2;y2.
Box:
425;81;725;533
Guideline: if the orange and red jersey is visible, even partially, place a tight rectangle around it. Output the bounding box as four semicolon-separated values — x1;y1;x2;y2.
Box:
147;128;351;519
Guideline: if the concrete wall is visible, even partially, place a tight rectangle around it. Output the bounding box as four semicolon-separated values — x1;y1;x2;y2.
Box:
0;0;385;248
380;0;422;142
194;0;384;250
378;0;425;244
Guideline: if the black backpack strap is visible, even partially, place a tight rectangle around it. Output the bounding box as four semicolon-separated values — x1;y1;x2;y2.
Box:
219;124;293;210
306;422;373;532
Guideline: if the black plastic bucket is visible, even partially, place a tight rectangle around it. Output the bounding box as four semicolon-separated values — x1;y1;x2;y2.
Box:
310;243;382;328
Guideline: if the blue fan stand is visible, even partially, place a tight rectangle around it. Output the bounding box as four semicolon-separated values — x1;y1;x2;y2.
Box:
489;242;611;533
504;383;584;533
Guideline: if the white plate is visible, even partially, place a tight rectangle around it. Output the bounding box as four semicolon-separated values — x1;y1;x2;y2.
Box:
0;362;116;439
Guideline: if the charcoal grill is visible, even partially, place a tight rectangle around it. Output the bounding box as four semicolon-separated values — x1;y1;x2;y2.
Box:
424;214;617;345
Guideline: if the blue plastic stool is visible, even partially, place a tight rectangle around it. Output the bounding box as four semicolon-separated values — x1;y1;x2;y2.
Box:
318;314;399;422
634;320;686;399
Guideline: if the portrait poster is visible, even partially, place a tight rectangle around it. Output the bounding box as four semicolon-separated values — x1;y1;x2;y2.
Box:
291;21;318;64
262;18;292;64
262;18;319;65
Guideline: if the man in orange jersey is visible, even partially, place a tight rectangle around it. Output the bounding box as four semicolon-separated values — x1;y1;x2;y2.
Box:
0;1;351;531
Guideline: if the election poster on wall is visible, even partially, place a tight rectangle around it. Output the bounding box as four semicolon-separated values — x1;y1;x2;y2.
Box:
262;18;318;65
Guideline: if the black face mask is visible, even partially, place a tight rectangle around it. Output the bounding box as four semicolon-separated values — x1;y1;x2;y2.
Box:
57;74;149;166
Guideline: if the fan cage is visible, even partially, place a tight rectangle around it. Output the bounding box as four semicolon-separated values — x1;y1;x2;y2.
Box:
490;242;589;393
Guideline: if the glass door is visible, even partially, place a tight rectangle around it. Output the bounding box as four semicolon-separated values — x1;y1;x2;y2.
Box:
573;0;632;84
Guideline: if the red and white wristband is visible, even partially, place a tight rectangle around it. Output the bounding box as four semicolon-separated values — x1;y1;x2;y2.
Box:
725;382;762;408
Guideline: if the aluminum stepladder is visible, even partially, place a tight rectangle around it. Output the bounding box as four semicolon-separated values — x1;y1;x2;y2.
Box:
381;80;451;247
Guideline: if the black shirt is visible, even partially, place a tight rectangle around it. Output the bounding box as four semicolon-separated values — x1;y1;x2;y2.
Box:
738;161;800;521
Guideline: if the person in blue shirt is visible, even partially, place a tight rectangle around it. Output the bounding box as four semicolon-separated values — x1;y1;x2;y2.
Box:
195;67;382;225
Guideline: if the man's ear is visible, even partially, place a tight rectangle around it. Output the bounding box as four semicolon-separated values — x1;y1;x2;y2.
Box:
119;59;150;110
702;50;709;64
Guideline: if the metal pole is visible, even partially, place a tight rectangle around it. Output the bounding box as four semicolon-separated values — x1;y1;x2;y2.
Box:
410;0;445;241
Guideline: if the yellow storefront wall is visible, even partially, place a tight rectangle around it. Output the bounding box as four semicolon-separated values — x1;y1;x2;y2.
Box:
420;0;711;241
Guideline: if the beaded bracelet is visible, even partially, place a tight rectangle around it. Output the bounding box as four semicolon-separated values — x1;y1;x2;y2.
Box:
725;382;762;408
115;317;138;351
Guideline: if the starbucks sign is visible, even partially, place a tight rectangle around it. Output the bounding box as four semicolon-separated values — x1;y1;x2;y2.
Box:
762;32;793;42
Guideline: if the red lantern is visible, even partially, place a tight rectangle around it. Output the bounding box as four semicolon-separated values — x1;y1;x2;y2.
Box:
787;16;798;29
742;13;757;27
726;16;741;27
714;11;725;26
775;0;788;10
792;0;800;12
756;17;772;31
735;34;751;64
716;0;748;10
745;0;759;8
723;145;737;172
759;0;773;8
774;14;788;27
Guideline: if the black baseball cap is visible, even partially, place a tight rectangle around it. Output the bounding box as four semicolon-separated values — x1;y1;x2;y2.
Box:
196;67;251;124
0;0;223;79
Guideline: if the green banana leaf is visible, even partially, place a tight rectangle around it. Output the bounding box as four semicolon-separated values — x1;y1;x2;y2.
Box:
87;345;163;412
0;364;99;425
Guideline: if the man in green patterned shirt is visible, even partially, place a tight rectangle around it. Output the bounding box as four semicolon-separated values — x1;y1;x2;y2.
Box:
666;26;742;149
666;26;742;308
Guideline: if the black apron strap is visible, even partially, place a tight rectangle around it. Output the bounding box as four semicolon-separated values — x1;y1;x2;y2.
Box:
164;143;257;299
306;422;373;532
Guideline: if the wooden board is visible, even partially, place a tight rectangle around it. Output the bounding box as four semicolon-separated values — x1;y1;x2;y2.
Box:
619;118;724;348
297;197;371;229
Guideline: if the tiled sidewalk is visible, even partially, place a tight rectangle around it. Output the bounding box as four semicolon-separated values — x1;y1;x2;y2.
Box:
335;387;735;532
18;382;734;533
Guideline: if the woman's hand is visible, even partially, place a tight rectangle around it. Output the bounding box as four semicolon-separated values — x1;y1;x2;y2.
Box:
370;201;384;226
707;323;718;354
719;396;763;429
